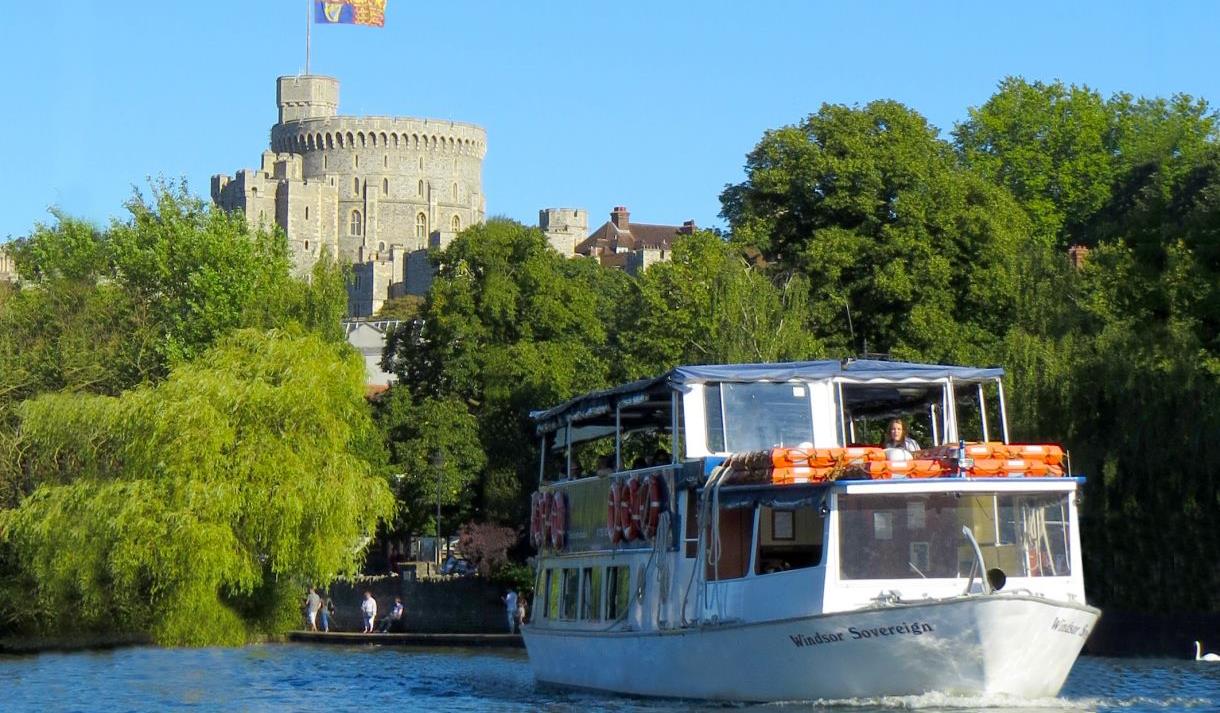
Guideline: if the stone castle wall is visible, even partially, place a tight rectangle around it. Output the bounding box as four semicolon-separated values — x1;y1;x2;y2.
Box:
212;75;487;314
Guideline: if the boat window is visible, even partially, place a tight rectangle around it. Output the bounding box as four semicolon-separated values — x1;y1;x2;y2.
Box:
545;569;560;619
581;567;602;621
561;569;580;619
756;505;824;574
837;492;1072;580
705;382;814;453
606;566;630;620
840;383;945;447
706;505;755;581
953;380;1006;443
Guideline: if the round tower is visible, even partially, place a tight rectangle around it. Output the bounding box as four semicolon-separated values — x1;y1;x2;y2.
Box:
268;76;487;262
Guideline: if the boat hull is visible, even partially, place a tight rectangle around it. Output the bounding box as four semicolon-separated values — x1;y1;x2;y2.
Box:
523;594;1099;702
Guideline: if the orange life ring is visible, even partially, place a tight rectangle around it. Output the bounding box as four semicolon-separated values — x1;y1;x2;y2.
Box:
549;491;567;550
619;476;641;541
639;475;666;540
607;481;623;544
529;492;544;548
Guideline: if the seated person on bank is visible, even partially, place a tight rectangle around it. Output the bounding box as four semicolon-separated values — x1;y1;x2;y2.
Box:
594;455;614;477
883;418;920;461
378;596;404;633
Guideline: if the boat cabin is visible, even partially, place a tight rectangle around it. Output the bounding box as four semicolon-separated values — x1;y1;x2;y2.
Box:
528;360;1086;632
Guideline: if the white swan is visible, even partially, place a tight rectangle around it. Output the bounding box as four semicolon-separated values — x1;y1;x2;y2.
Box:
1197;641;1220;662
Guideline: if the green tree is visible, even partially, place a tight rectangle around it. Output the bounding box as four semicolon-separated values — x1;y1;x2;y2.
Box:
0;330;394;645
954;78;1115;247
0;184;348;415
374;388;485;535
384;219;623;523
614;230;823;378
721;100;1030;361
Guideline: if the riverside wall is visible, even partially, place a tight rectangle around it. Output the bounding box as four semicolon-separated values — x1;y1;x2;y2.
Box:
322;575;512;634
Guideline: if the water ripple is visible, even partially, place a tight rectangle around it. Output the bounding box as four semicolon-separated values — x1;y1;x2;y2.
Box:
0;646;1217;712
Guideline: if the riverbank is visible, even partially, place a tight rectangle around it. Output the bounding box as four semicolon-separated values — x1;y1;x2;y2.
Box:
0;632;150;655
288;631;523;648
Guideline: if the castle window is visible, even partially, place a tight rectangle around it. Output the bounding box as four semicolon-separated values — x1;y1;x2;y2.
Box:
416;213;428;240
354;154;359;169
383;178;389;195
323;155;328;169
350;210;363;237
418;180;424;196
383;155;388;168
451;215;460;232
378;241;385;253
452;182;458;200
305;240;310;251
353;177;360;195
419;156;424;169
305;206;309;220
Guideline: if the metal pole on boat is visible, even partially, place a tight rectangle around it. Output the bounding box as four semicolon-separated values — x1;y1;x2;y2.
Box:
671;391;679;463
615;403;622;471
996;378;1010;444
978;383;990;442
565;420;572;478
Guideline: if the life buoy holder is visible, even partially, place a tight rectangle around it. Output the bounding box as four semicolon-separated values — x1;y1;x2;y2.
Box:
529;492;544;548
639;475;666;540
540;491;553;549
607;481;624;544
549;491;568;550
619;476;641;541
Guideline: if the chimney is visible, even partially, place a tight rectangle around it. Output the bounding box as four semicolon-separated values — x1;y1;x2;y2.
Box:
679;220;696;235
610;206;630;230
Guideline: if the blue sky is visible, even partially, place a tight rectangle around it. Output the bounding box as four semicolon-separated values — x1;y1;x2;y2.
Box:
2;1;1217;241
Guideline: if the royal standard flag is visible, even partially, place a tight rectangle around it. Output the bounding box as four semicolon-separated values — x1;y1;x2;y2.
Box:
315;0;386;27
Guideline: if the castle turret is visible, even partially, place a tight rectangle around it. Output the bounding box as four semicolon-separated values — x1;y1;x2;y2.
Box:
540;208;588;255
277;75;339;124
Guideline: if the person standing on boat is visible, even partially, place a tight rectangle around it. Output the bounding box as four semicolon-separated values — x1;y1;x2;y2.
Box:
503;589;519;633
883;418;920;460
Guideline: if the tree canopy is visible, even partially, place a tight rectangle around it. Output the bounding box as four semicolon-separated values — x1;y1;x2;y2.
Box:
0;330;393;645
721;100;1031;362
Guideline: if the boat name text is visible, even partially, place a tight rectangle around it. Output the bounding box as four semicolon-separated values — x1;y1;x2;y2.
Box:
1050;617;1091;638
789;621;934;648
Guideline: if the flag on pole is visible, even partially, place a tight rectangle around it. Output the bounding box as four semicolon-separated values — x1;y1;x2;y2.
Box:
315;0;386;27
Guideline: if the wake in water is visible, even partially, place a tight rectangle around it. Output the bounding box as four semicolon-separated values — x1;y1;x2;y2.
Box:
757;691;1215;713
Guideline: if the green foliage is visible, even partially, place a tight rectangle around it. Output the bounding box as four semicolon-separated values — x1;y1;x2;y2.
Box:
0;330;394;645
955;77;1218;249
374;387;485;534
614;231;823;378
0;183;348;418
721;100;1030;361
384;219;622;525
375;294;424;321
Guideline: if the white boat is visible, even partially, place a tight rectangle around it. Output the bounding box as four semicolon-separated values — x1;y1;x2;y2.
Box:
522;360;1099;702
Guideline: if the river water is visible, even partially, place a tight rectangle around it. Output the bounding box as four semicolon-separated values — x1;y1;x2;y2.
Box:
2;645;1217;712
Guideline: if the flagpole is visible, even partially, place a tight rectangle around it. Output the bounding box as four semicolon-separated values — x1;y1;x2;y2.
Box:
305;0;311;75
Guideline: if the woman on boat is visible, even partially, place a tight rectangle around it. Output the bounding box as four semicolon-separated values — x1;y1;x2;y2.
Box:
883;418;920;460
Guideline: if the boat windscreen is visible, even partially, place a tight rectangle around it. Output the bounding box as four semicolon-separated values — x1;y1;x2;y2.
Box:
836;492;1072;580
706;382;814;452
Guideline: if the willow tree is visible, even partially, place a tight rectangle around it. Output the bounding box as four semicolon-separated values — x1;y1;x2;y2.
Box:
0;330;394;645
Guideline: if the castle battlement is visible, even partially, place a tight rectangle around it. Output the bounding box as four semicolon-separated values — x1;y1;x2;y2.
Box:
212;75;487;317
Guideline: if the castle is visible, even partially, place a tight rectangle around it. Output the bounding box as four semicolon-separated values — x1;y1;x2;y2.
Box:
212;76;694;318
211;75;487;315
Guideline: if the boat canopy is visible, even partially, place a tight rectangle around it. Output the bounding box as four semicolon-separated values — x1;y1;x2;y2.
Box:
531;359;1005;436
